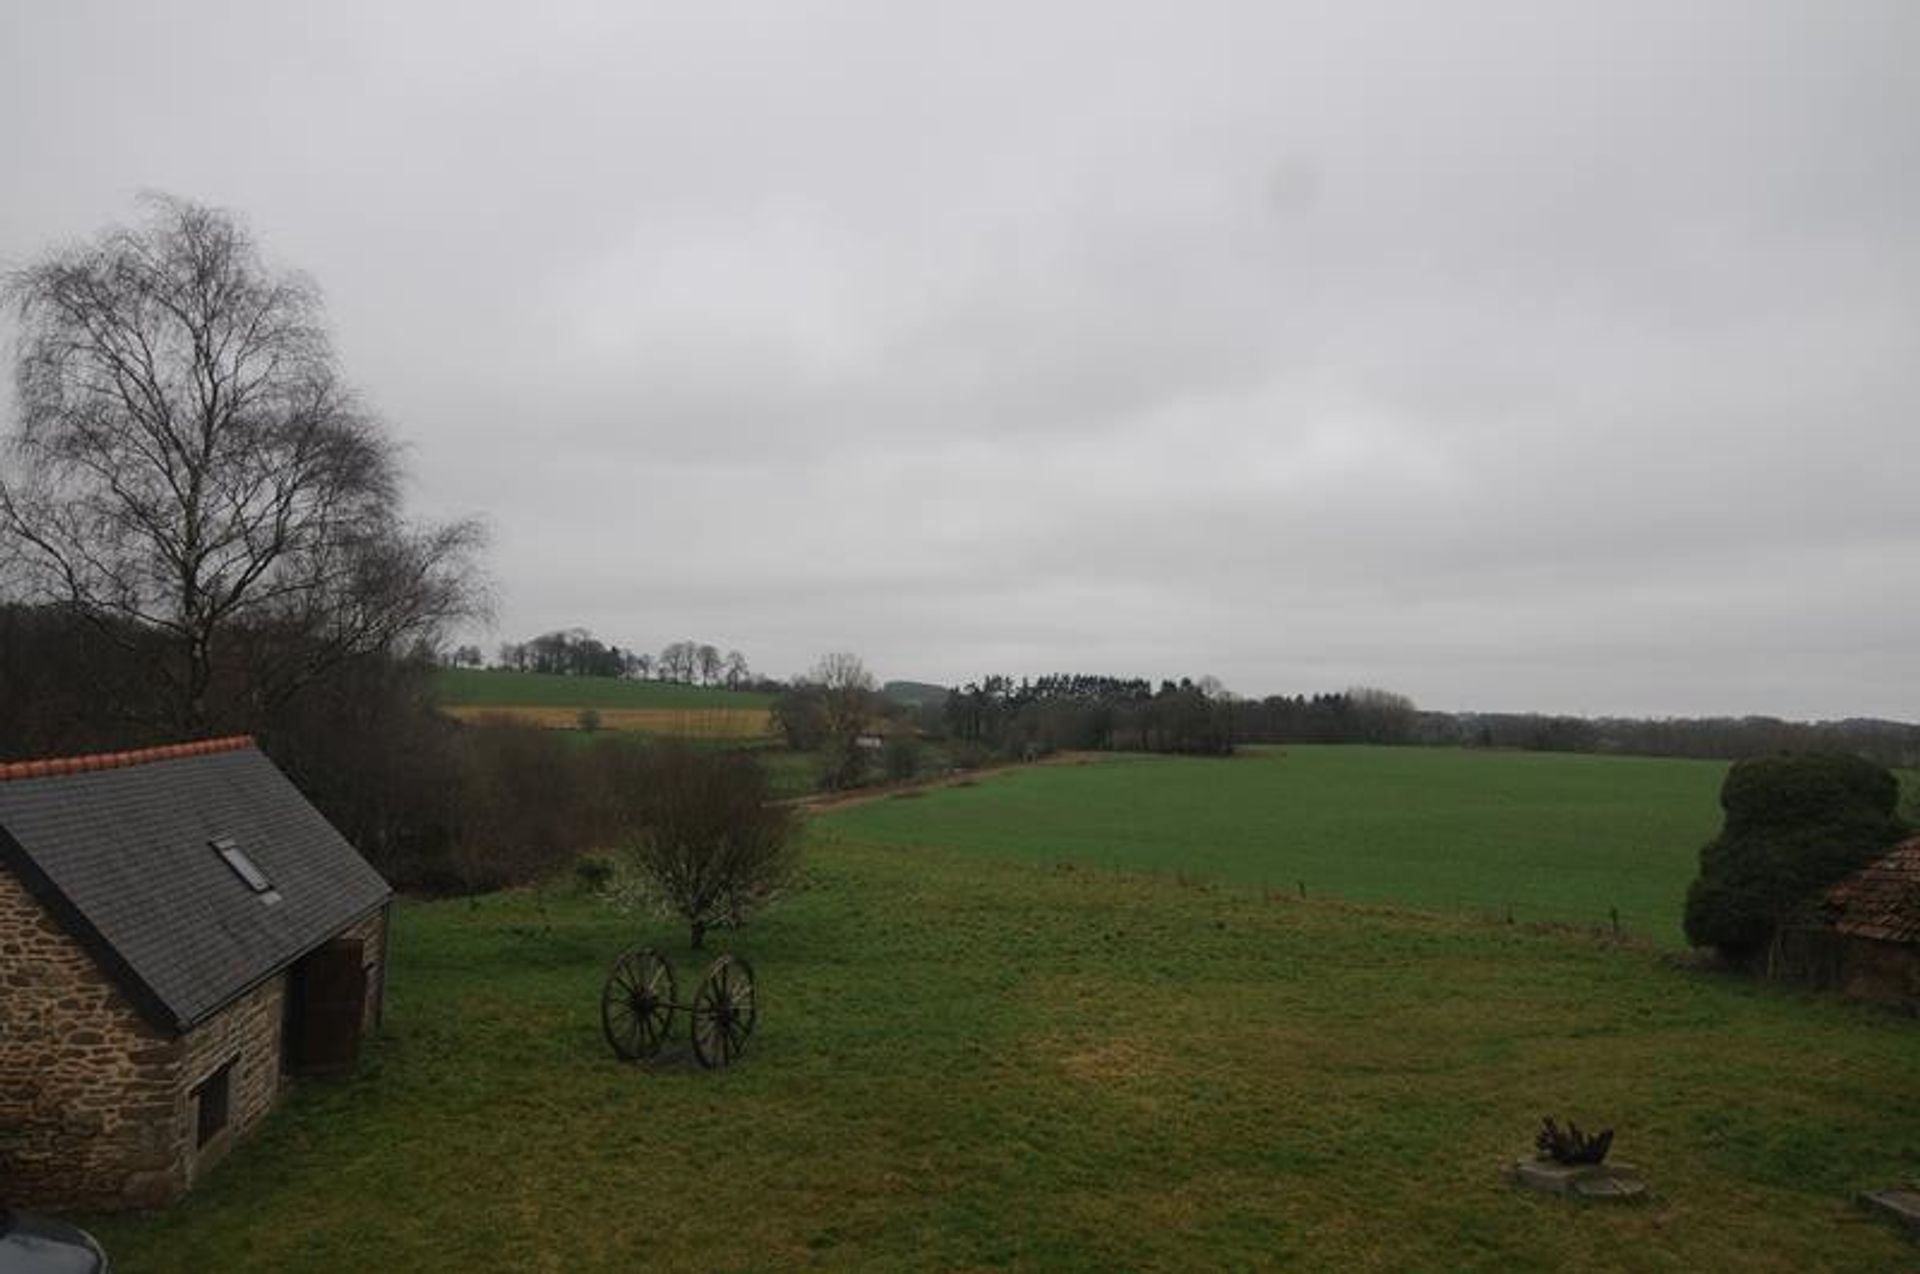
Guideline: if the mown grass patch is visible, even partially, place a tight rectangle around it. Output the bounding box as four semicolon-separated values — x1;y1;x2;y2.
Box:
88;831;1920;1273
822;746;1731;943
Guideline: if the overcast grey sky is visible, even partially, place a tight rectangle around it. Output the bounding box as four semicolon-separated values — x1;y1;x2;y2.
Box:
2;1;1916;718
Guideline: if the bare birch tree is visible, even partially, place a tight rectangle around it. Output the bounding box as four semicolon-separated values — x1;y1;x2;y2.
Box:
1;195;484;732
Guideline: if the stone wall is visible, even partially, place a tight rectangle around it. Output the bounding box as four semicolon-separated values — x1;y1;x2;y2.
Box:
337;904;390;1034
0;873;390;1210
0;868;185;1210
177;973;285;1189
1777;926;1920;1009
1831;936;1920;1008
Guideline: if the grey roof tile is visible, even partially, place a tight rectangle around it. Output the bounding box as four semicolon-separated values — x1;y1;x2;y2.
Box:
0;744;390;1031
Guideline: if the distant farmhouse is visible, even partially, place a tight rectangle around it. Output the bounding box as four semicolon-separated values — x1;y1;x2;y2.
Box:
1780;837;1920;1008
0;738;391;1210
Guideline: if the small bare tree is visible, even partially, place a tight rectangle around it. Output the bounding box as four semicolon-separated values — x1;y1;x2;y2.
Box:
621;745;798;949
1;194;484;732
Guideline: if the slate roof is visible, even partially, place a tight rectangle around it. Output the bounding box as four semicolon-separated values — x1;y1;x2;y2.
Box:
0;737;391;1033
1818;837;1920;945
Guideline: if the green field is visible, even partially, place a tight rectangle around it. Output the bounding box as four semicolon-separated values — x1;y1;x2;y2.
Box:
89;834;1920;1272
823;747;1732;944
436;667;774;710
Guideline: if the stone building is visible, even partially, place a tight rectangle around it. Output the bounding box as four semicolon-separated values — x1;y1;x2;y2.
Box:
1777;836;1920;1009
0;737;391;1210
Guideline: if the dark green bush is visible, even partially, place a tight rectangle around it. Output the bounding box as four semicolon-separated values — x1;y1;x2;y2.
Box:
1683;752;1906;962
1718;752;1898;829
449;715;584;891
883;735;921;783
574;852;617;893
817;740;871;792
445;724;653;894
946;740;993;771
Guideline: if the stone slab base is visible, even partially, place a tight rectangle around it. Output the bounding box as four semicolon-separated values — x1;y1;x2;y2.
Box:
1859;1189;1920;1237
1506;1158;1647;1202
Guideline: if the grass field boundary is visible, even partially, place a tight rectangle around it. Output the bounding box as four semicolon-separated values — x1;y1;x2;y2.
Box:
435;667;774;710
442;703;773;739
820;745;1731;946
821;825;1673;948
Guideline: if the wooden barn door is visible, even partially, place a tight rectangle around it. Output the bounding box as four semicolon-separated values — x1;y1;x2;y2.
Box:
288;939;367;1075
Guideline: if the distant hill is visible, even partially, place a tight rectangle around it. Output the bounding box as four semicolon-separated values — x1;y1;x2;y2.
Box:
882;680;950;708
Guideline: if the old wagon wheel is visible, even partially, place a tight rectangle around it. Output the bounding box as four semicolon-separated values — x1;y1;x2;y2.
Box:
689;954;756;1069
602;947;676;1061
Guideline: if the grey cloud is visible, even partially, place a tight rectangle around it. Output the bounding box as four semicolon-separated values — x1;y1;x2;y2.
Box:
3;0;1917;717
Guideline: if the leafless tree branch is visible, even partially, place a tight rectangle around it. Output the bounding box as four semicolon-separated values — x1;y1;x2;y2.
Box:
2;194;488;733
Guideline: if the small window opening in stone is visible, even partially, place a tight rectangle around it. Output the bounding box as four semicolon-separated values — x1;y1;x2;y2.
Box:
193;1059;233;1149
211;837;280;903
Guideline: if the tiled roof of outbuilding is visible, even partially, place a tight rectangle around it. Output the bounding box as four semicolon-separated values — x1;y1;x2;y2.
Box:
0;739;390;1033
0;735;254;781
1820;837;1920;945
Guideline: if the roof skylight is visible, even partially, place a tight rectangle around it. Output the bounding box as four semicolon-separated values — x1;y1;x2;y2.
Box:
211;837;280;904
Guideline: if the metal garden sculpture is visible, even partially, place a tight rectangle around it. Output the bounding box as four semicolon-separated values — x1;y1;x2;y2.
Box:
1535;1116;1614;1166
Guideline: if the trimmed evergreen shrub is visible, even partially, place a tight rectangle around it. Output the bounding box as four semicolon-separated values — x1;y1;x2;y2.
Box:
1682;752;1906;962
1717;752;1898;829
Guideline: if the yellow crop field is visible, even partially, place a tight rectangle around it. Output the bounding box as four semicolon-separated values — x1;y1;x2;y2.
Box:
442;704;773;739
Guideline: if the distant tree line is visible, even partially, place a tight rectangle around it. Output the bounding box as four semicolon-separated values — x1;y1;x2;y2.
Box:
1232;687;1422;747
475;629;767;689
928;677;1433;758
939;674;1236;757
911;676;1920;772
1420;711;1920;770
1237;695;1919;769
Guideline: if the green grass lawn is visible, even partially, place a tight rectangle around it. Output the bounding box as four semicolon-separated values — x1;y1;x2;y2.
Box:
824;747;1733;944
436;667;774;709
88;833;1920;1272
